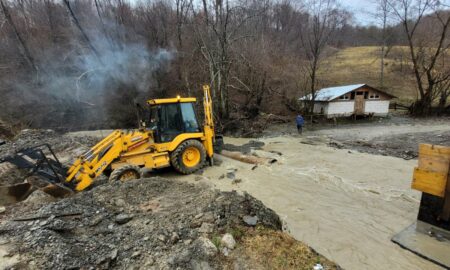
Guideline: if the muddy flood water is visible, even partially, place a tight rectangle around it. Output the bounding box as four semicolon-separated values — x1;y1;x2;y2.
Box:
178;136;442;270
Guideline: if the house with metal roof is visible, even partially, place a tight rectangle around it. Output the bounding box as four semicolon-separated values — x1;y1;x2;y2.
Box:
299;84;396;118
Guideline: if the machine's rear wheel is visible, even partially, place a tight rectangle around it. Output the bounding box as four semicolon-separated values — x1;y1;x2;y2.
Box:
171;140;206;174
109;165;141;182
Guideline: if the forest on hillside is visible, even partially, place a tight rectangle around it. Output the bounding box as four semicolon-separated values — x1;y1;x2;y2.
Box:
0;0;449;133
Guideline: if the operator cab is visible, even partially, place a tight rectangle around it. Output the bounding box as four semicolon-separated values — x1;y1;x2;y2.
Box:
147;97;201;143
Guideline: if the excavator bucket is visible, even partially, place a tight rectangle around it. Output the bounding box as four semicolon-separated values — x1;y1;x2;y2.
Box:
392;144;450;268
0;182;33;205
0;144;73;204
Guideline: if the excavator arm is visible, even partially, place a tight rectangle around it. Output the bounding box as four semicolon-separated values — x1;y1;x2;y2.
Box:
202;85;215;158
203;85;223;155
66;130;152;191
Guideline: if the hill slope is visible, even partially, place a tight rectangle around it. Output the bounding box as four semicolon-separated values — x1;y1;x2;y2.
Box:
320;46;417;103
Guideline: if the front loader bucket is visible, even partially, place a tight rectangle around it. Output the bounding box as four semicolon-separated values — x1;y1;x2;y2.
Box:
0;182;33;205
40;183;73;198
0;144;73;204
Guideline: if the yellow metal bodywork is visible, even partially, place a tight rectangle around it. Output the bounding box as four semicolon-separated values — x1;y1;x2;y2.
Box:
66;85;216;191
147;97;196;105
412;144;450;198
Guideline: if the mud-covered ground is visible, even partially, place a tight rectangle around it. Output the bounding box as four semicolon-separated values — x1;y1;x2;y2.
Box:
334;130;450;159
265;114;450;159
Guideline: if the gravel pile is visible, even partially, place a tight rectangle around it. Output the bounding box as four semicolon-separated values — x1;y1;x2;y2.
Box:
0;177;281;269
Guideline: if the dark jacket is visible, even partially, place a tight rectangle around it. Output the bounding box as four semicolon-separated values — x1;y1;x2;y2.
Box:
296;115;304;126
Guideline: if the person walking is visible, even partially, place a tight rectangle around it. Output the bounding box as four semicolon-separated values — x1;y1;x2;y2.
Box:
296;114;304;134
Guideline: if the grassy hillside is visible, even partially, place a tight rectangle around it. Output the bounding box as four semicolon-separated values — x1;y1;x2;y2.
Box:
319;46;418;103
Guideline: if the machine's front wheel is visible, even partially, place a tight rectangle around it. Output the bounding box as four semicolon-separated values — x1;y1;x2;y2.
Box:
171;140;206;174
109;164;141;182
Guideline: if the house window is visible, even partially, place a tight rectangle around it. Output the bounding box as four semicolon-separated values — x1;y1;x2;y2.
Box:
369;94;380;99
339;95;350;100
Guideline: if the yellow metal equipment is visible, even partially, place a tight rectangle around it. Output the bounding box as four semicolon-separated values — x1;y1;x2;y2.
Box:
392;144;450;268
64;85;220;191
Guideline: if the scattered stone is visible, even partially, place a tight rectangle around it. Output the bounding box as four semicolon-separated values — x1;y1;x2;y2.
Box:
24;189;55;205
226;171;235;179
0;238;10;245
221;233;236;249
198;222;214;233
201;212;215;223
232;178;242;184
194;213;204;219
192;237;217;258
144;257;155;266
157;235;167;242
0;206;6;214
221;247;230;256
191;260;213;270
131;251;141;258
313;263;324;270
45;219;75;232
170;232;180;244
110;249;119;260
243;215;258;226
115;214;133;225
90;215;104;226
168;249;191;265
115;199;126;207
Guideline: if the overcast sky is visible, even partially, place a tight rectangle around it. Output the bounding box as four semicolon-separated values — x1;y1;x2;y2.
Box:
339;0;379;25
129;0;383;26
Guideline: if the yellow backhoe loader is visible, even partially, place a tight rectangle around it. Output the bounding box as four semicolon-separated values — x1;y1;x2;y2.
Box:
0;85;223;203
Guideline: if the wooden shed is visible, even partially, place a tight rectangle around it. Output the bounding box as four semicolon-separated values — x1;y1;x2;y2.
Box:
299;84;396;118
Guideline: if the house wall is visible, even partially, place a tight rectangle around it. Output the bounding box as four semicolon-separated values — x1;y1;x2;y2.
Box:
326;101;355;118
364;100;390;115
313;103;328;114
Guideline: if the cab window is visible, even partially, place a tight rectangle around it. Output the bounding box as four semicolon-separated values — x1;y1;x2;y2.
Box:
180;103;200;132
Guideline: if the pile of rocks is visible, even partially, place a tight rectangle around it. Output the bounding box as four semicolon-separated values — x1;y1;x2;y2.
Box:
0;177;281;269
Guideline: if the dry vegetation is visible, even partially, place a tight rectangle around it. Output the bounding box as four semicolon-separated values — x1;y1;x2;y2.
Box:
235;226;337;270
219;226;338;270
320;46;418;103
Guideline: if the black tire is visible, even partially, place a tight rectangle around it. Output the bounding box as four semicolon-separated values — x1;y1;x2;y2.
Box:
170;140;206;174
109;164;141;182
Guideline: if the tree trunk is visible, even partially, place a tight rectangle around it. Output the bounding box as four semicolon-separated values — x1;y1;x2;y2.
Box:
0;0;38;72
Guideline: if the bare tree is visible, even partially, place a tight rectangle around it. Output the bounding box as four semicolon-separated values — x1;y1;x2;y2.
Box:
299;0;346;114
194;0;268;119
0;0;38;72
389;0;450;115
375;0;391;88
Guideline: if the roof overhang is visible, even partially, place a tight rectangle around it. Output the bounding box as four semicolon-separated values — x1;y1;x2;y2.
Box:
299;83;397;102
